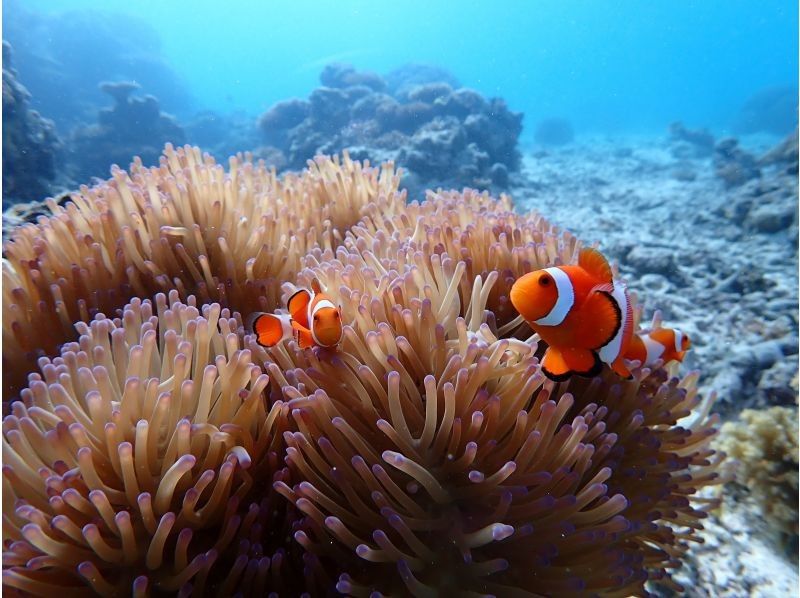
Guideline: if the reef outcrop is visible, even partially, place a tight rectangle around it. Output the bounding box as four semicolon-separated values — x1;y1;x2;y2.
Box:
1;41;61;207
257;63;523;198
70;81;186;181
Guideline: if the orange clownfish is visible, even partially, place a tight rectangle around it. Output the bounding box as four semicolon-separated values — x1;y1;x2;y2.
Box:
509;247;635;381
248;280;343;349
626;328;691;367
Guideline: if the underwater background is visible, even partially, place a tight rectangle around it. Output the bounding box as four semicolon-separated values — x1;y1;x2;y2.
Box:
2;0;798;596
4;0;798;139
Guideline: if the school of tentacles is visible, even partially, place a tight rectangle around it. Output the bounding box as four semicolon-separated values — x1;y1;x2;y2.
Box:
2;145;723;596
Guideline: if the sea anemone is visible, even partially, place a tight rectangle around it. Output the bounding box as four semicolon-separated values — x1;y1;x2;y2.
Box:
251;224;722;594
330;188;580;336
2;145;404;402
3;148;723;596
1;293;311;595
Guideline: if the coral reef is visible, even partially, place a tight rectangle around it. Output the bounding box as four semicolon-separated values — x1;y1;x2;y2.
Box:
257;64;523;198
69;82;187;181
2;41;62;208
2;147;721;596
320;63;386;92
734;85;799;136
384;63;460;100
759;127;799;173
1;193;71;243
534;117;575;147
184;110;263;164
716;131;798;237
3;0;194;133
716;405;798;548
712;137;761;188
668;121;715;159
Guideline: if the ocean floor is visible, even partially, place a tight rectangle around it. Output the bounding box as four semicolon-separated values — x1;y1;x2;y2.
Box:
512;134;799;596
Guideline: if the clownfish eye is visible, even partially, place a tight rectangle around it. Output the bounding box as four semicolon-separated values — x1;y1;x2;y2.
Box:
538;274;552;287
314;314;320;322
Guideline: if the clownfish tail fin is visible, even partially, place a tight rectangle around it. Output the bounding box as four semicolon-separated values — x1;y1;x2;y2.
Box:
249;312;292;348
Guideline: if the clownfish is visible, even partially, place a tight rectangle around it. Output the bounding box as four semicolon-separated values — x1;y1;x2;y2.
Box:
509;247;635;381
248;279;343;349
625;328;691;367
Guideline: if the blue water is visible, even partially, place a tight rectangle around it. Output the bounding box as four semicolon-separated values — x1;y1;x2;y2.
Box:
8;0;798;140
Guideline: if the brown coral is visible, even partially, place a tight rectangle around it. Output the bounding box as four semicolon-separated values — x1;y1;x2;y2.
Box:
717;405;798;542
2;146;404;402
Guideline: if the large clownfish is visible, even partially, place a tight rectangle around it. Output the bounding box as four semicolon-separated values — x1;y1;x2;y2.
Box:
626;327;691;367
248;279;343;349
509;247;635;381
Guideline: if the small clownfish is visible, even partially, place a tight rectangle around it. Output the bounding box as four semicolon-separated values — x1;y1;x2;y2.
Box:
248;279;343;349
509;247;635;381
625;328;691;367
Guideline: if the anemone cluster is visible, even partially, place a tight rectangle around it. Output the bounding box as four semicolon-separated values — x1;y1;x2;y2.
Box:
3;146;721;596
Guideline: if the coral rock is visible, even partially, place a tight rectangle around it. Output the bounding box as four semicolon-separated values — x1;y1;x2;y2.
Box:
1;41;61;207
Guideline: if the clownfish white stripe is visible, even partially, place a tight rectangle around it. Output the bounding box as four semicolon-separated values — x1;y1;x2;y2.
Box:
673;329;683;352
598;282;628;365
311;299;336;317
642;334;665;365
310;298;337;346
534;267;575;326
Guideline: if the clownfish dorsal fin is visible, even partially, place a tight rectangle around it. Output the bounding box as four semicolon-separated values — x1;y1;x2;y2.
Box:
589;282;614;295
310;278;323;295
578;248;613;284
287;288;312;328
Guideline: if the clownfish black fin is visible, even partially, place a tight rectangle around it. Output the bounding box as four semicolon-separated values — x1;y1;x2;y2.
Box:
579;248;614;284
